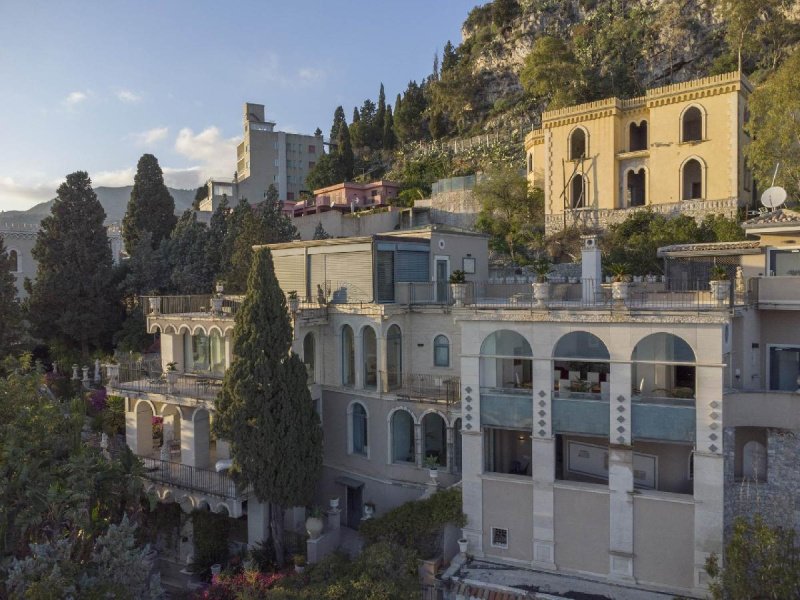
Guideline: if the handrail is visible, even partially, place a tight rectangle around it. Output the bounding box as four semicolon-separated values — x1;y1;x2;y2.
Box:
139;455;248;499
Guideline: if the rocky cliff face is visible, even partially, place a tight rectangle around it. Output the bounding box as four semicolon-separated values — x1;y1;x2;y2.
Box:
457;0;729;129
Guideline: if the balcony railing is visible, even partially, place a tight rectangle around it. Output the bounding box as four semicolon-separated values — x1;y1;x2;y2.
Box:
105;362;223;401
398;279;748;311
142;295;243;317
756;276;800;308
139;456;247;499
389;372;461;405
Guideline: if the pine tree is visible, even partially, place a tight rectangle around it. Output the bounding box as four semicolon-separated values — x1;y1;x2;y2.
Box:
329;106;346;148
314;127;323;138
382;105;396;150
336;121;354;181
164;211;213;294
352;106;360;124
205;195;230;280
313;222;331;240
27;171;119;357
394;81;428;143
122;154;177;254
0;235;22;359
215;249;323;565
442;41;458;73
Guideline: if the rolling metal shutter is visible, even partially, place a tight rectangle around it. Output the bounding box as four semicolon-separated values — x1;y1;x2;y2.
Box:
325;250;372;302
396;250;429;282
376;251;395;303
272;253;305;297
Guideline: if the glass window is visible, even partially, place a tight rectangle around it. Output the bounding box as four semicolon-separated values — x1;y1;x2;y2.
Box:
769;346;800;391
303;333;315;383
363;327;377;389
8;250;18;272
480;330;532;391
434;335;450;367
387;325;402;390
484;428;531;476
769;249;800;276
342;325;355;386
682;106;703;142
553;331;610;399
569;128;586;160
631;333;696;400
682;159;703;200
183;332;224;375
422;413;447;467
352;403;368;455
391;410;415;463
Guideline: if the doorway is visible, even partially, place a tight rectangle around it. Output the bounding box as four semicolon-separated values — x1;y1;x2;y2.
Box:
435;257;449;303
345;484;363;529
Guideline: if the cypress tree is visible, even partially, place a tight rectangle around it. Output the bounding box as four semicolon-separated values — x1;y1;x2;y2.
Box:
376;83;386;136
28;171;118;357
312;222;331;240
336;121;354;181
383;105;397;150
352;106;360;124
0;235;22;359
164;211;213;294
122;154;177;253
329;106;346;147
215;249;322;565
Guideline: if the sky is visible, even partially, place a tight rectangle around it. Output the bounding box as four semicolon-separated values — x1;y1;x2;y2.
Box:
0;0;480;212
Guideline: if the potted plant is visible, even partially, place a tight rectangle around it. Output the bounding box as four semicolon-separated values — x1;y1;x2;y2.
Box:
165;361;179;389
305;506;324;539
458;537;469;555
531;257;552;306
424;455;440;480
363;501;375;520
609;263;631;301
709;265;730;303
287;290;300;313
449;270;467;307
293;554;307;574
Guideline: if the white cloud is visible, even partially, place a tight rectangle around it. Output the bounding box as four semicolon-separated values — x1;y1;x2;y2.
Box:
297;67;324;84
131;126;169;145
64;91;88;106
0;176;60;211
174;126;239;181
91;168;136;188
116;89;142;103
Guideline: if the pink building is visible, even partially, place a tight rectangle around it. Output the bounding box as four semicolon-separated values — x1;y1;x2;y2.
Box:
293;181;401;216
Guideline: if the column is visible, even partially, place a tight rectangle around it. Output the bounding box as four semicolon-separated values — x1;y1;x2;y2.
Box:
414;422;424;468
181;409;210;469
378;333;388;393
126;398;153;457
446;426;454;474
531;358;555;568
224;336;232;369
460;355;483;556
355;330;364;390
692;365;724;593
608;362;634;581
161;332;184;372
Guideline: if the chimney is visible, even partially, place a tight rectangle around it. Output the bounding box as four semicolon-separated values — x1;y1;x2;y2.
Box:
581;235;601;303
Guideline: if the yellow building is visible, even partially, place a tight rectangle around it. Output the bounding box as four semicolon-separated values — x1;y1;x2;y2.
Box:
525;71;754;235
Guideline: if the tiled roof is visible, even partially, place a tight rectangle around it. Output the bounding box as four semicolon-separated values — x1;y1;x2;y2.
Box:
454;583;531;600
744;208;800;226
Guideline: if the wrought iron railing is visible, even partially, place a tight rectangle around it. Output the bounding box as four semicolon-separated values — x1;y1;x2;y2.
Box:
390;372;461;405
141;295;243;317
139;456;247;499
105;362;223;401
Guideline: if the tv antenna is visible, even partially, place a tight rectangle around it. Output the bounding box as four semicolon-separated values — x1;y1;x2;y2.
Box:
760;186;787;210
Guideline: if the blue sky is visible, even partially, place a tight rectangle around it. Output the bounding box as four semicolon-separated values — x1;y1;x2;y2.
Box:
0;0;479;211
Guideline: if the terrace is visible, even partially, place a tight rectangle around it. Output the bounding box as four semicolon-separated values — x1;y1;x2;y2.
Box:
399;279;749;311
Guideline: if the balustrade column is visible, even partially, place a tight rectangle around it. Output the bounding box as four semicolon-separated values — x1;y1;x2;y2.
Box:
608;361;634;581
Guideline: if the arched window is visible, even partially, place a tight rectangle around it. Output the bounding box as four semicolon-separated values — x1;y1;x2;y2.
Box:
386;324;402;390
183;330;224;375
303;332;315;382
350;402;368;456
682;159;703;200
8;250;18;272
553;331;610;400
362;327;377;390
422;412;447;467
569;128;586;160
434;335;450;367
629;121;648;151
391;410;415;463
480;330;532;390
681;106;703;142
527;153;533;173
570;174;586;209
631;333;696;401
341;325;355;386
626;168;646;207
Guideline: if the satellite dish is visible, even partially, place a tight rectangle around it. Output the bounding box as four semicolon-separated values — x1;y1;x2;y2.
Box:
761;186;787;209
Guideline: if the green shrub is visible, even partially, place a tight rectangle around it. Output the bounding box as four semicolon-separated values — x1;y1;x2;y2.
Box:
359;488;466;559
191;510;232;578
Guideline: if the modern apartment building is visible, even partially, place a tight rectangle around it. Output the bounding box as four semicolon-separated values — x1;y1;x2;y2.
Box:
236;103;322;203
525;71;754;235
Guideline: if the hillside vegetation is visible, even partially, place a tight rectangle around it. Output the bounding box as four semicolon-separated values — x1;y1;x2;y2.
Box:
308;0;800;198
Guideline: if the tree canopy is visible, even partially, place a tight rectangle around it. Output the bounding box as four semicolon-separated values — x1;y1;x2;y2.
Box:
27;171;120;357
122;154;177;253
0;235;21;360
